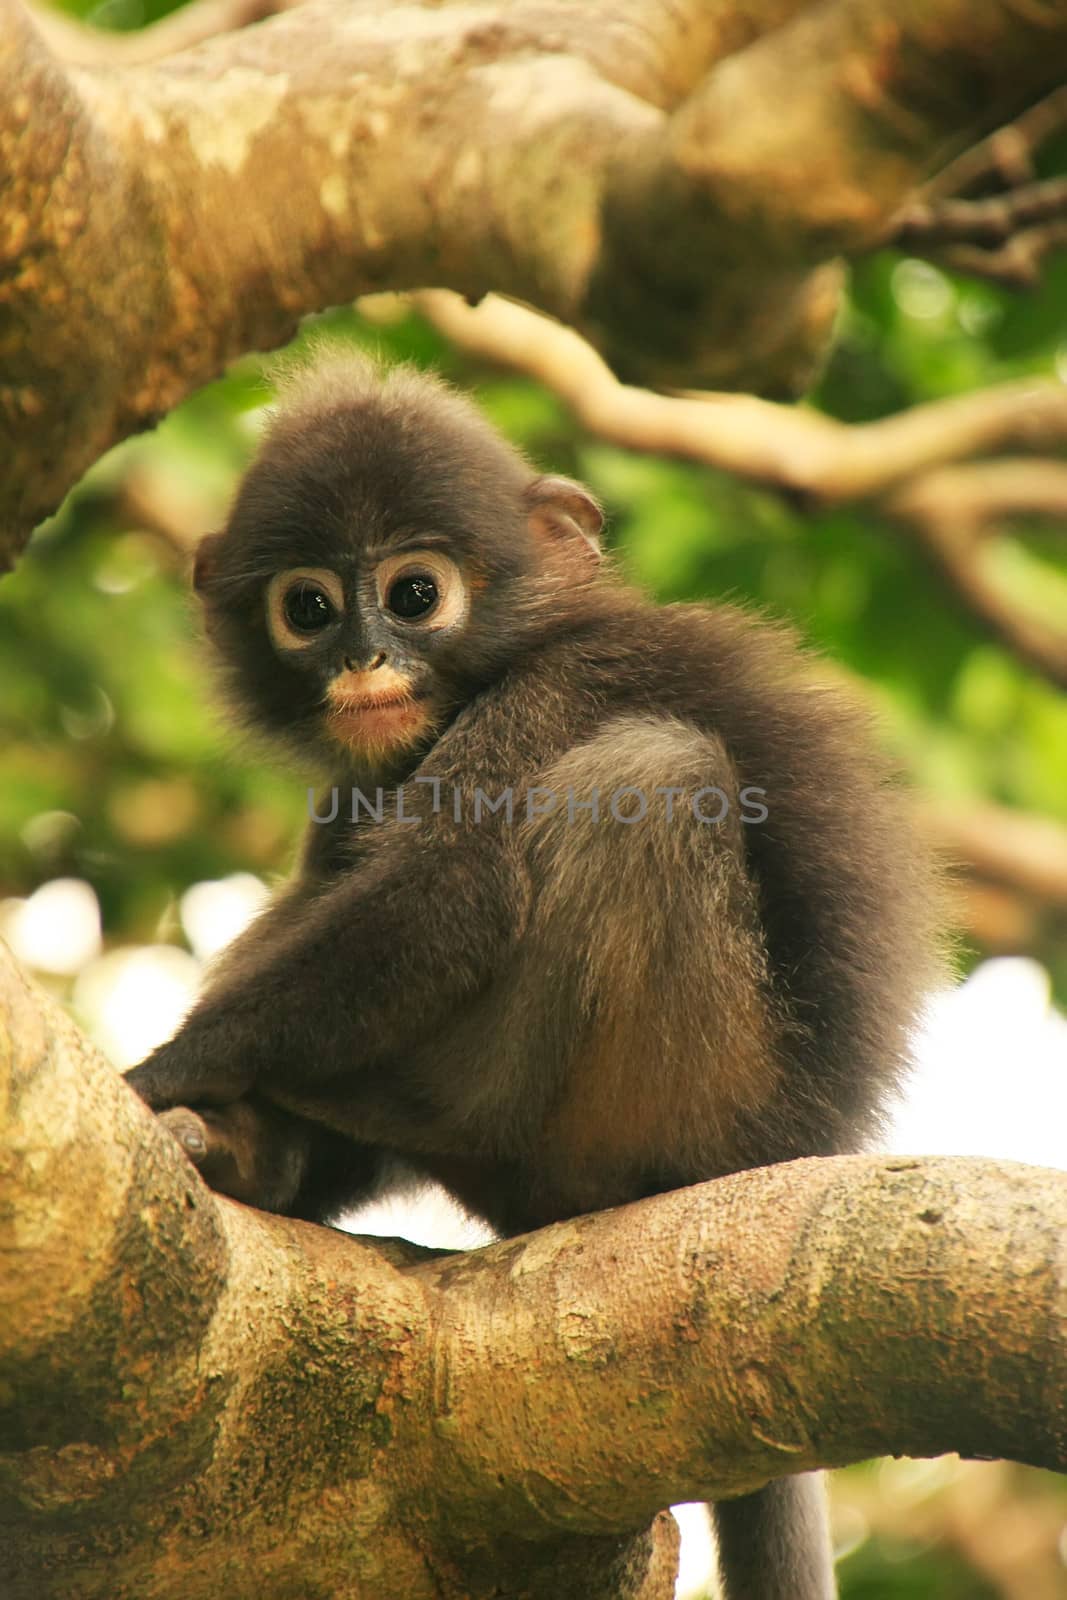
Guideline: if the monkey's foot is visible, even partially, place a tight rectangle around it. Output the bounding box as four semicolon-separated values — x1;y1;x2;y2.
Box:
157;1102;270;1204
155;1099;310;1213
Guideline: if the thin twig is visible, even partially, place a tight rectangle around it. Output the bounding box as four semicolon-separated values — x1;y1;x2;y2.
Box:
884;88;1067;285
925;87;1067;199
888;466;1067;692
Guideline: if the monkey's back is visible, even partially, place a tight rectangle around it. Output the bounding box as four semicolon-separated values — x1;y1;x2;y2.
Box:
409;595;943;1234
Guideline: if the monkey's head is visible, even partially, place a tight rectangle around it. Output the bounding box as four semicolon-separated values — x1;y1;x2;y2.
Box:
193;356;603;774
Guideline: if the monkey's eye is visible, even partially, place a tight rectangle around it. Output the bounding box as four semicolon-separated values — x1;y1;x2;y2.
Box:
266;567;344;651
386;572;439;620
283;581;336;634
374;550;467;632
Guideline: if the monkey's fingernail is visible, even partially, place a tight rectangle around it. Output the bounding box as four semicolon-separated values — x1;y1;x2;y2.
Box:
181;1129;207;1156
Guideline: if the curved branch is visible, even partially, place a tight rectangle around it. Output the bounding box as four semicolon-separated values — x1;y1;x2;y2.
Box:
586;0;1067;384
0;943;677;1600
888;464;1067;692
414;291;1067;502
1;940;1065;1599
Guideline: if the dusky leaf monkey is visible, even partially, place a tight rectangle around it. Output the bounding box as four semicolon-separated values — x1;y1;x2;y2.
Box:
128;356;942;1600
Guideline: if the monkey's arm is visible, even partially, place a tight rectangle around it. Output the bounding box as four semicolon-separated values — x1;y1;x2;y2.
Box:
127;808;530;1111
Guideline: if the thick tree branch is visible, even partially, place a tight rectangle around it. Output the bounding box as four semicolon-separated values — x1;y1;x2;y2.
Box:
5;0;1067;559
423;1158;1067;1540
1;940;1065;1599
0;943;677;1600
584;0;1067;384
30;0;808;72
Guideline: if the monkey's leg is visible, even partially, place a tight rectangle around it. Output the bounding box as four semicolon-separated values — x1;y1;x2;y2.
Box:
495;713;780;1225
712;1476;836;1600
510;720;837;1596
156;1098;313;1210
127;1028;254;1110
155;1097;387;1222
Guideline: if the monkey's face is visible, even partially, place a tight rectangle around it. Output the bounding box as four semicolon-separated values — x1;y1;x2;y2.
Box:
261;546;470;763
192;360;604;776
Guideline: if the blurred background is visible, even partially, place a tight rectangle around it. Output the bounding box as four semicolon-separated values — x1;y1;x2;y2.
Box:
3;1;1067;1591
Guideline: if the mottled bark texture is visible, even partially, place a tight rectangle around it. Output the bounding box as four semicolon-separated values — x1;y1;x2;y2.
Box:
1;940;1064;1599
4;0;1067;559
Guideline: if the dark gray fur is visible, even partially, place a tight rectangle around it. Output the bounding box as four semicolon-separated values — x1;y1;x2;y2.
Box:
129;356;943;1600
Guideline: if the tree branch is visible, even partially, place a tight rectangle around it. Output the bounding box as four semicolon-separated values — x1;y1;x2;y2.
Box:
585;0;1067;384
1;940;1065;1599
5;0;1067;558
888;464;1067;692
928;800;1067;909
925;800;1067;952
925;86;1067;199
891;178;1067;288
414;291;1067;500
884;84;1067;285
412;292;1067;691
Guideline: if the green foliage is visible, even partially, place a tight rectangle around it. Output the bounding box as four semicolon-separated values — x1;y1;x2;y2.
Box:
838;1541;998;1600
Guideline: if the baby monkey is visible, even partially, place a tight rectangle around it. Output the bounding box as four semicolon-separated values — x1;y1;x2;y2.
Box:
129;356;941;1600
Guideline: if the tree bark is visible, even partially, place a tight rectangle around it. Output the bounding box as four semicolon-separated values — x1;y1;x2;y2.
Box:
4;0;1067;557
1;941;1064;1599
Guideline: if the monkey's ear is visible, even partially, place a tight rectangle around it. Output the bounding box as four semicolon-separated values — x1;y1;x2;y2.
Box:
524;476;603;561
192;533;224;595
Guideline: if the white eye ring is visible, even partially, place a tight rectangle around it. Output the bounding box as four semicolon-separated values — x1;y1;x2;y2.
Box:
374;550;467;631
266;567;345;650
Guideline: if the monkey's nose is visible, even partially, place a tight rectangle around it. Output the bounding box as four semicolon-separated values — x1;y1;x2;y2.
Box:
344;651;387;672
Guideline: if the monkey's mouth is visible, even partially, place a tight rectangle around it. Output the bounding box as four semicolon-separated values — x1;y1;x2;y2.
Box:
331;692;420;714
325;691;431;746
